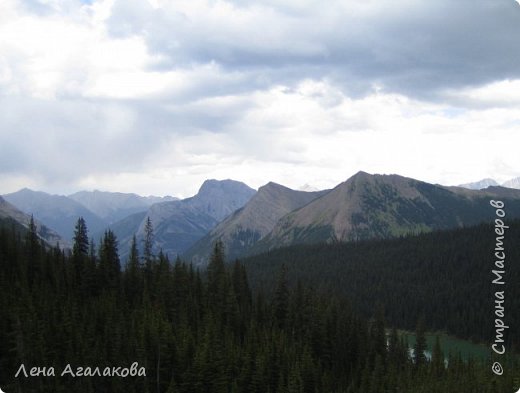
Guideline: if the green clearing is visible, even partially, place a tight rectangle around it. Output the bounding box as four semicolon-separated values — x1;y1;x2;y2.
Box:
398;330;491;361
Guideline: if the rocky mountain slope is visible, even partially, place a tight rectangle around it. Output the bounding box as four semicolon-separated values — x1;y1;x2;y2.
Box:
112;179;256;260
184;182;327;264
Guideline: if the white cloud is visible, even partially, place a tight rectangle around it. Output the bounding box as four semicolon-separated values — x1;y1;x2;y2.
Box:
448;79;520;107
0;0;155;99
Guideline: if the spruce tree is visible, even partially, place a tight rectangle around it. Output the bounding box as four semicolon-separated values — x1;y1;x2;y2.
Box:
143;216;154;264
143;217;154;284
99;230;120;290
207;240;227;312
125;235;141;303
72;217;89;257
25;215;40;284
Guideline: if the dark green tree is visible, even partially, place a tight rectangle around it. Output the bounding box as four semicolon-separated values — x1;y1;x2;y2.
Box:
125;235;141;304
72;217;89;257
273;264;289;329
207;241;228;317
99;229;120;290
143;216;154;264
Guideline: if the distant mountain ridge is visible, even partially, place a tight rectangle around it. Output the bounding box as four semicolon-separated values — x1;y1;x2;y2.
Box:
0;195;65;247
459;177;520;190
3;188;106;241
2;188;179;243
68;190;177;224
458;178;499;190
2;181;256;261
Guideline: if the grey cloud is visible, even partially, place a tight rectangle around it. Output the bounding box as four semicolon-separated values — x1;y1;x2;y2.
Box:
106;0;520;100
21;0;88;16
0;90;265;187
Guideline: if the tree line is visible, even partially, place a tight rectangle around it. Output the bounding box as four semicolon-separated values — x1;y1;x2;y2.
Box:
0;217;517;392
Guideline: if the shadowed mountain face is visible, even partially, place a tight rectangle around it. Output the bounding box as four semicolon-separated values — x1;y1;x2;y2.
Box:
252;172;520;253
3;188;106;241
111;179;256;261
0;196;65;247
184;182;328;265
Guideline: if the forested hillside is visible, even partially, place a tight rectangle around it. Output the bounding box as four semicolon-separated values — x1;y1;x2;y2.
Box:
243;220;520;347
0;219;517;392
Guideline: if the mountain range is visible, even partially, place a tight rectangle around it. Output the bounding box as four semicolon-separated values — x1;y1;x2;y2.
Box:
3;172;520;264
2;189;176;242
184;172;520;265
250;172;520;254
1;180;256;259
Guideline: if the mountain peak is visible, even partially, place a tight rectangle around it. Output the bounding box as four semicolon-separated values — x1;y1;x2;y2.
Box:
298;183;320;192
343;171;374;186
353;170;372;178
197;179;255;196
14;187;46;196
259;182;293;193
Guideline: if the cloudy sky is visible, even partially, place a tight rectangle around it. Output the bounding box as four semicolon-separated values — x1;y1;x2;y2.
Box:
1;0;520;198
